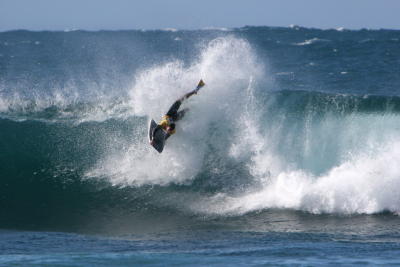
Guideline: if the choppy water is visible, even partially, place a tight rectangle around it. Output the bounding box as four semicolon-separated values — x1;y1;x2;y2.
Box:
1;26;400;265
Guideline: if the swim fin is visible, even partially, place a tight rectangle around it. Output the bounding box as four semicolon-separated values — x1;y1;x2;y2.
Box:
195;79;205;91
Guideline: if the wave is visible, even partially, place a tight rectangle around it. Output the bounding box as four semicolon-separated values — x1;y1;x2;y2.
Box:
1;34;400;232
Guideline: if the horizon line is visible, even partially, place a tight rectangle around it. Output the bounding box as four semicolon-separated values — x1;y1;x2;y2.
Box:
1;24;400;33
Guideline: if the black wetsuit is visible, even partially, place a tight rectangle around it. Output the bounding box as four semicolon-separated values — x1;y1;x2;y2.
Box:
166;100;187;122
152;89;197;142
152;100;188;141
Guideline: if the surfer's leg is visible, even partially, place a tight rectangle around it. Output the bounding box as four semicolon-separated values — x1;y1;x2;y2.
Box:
166;100;182;120
179;90;197;102
176;108;188;121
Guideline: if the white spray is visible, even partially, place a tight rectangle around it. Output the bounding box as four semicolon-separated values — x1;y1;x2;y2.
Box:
87;36;264;186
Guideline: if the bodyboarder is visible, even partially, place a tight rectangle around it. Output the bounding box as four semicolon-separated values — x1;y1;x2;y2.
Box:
150;80;205;145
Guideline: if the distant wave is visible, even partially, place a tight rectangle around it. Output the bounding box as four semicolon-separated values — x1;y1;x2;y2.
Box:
293;37;331;46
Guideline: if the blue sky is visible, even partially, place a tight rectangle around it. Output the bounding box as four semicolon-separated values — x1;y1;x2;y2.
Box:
1;0;399;31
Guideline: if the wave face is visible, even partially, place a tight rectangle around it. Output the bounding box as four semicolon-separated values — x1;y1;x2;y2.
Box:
1;27;400;232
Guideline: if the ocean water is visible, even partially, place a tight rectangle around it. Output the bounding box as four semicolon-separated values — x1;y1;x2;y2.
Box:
1;26;400;266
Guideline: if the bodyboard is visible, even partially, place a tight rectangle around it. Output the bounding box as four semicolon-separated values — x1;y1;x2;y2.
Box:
149;119;167;153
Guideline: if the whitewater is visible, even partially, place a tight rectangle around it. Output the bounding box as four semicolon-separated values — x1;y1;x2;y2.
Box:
82;36;400;216
1;27;400;265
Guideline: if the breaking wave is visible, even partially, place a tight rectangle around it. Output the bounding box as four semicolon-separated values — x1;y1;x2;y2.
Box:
1;28;400;232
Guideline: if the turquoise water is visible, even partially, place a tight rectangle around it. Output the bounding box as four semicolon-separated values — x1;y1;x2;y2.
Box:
1;26;400;265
